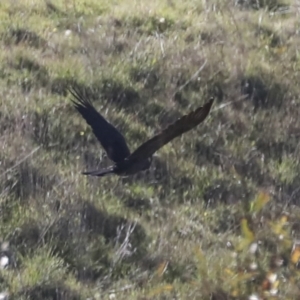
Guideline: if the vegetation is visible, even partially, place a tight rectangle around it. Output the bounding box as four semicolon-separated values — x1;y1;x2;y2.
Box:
0;0;300;299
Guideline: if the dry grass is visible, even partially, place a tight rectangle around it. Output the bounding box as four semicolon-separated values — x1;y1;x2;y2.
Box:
1;0;300;299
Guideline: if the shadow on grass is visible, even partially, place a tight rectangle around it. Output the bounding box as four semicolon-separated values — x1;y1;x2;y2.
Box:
237;0;288;11
48;201;148;281
81;201;147;245
22;283;80;300
194;141;224;167
256;138;297;162
10;220;40;256
45;1;67;17
241;75;286;111
5;54;50;92
203;178;251;207
3;27;47;48
7;199;149;283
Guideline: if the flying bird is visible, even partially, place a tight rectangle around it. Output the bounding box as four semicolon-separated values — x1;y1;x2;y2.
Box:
69;87;214;177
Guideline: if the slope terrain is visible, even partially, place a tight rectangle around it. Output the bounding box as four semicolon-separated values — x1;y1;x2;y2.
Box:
0;0;300;299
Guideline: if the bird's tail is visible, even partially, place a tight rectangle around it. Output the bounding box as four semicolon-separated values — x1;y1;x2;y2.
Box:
82;166;115;177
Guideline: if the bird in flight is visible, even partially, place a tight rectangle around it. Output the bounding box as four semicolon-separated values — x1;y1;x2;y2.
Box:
69;87;214;177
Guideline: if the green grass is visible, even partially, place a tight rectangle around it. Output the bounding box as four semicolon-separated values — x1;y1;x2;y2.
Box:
1;0;300;299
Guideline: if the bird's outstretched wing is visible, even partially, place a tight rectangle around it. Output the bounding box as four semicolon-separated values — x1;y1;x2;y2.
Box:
69;86;131;163
127;98;214;162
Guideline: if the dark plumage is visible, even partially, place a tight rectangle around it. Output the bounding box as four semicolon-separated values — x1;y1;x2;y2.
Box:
69;87;214;177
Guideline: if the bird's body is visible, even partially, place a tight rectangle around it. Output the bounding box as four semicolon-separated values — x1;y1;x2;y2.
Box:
69;87;214;177
84;157;152;177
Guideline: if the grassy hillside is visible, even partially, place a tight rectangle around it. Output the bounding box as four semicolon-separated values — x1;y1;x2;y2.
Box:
1;0;300;299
